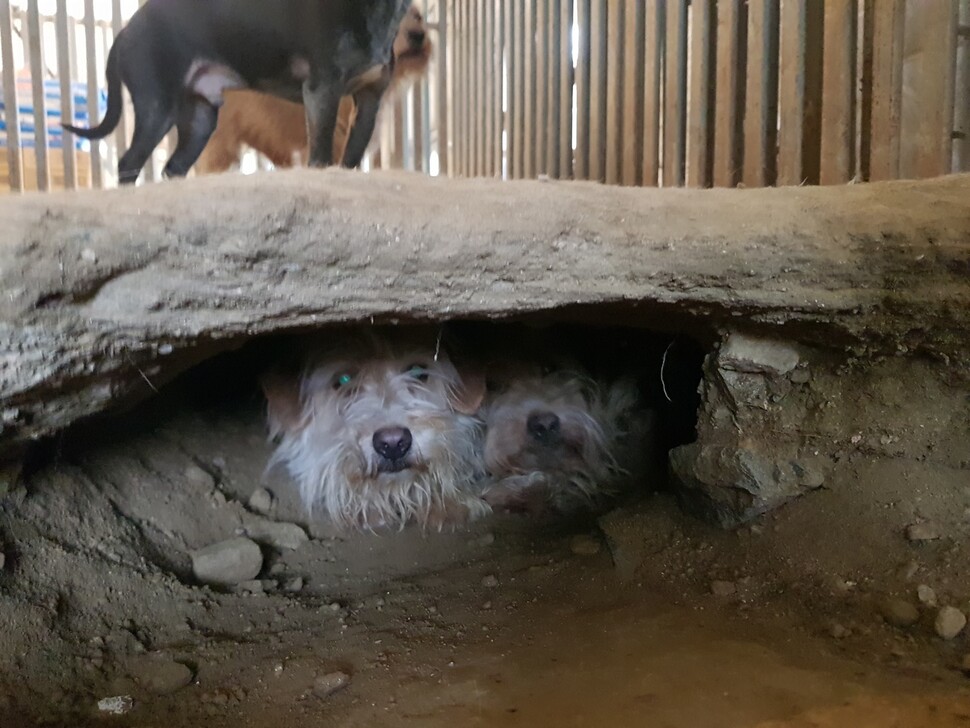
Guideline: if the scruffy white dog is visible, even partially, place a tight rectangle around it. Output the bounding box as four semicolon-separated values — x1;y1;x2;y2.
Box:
481;360;652;515
261;328;490;531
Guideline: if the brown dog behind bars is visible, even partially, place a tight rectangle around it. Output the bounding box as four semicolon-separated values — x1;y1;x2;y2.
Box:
195;3;431;173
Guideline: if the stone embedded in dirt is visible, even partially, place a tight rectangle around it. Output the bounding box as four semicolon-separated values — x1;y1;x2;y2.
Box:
880;598;920;628
0;550;5;570
183;464;215;489
961;654;970;674
906;522;942;542
669;444;824;528
97;695;134;715
710;580;737;597
917;585;938;607
935;607;967;640
247;488;275;515
284;576;304;593
128;656;193;695
828;623;851;639
476;532;496;547
244;520;309;551
237;580;264;595
313;671;351;699
570;534;601;556
481;575;499;588
191;537;263;587
719;333;801;376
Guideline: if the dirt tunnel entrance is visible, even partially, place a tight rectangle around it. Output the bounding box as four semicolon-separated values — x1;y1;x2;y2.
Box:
1;171;970;727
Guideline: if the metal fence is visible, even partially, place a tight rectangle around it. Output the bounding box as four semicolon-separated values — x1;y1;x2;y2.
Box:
2;0;969;193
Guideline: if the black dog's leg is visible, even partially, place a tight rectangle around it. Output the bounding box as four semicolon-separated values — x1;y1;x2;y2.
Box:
340;84;386;169
164;98;219;178
119;95;175;185
303;78;343;167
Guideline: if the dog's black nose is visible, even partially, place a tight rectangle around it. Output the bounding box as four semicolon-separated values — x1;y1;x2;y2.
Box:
373;427;413;461
527;411;561;445
408;30;425;47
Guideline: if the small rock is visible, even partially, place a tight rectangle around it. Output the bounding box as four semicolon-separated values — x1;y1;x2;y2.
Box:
284;576;304;593
237;580;264;595
97;695;134;715
569;534;601;556
129;657;193;695
476;532;495;547
960;654;970;674
313;671;351;698
245;521;309;551
935;607;967;640
481;575;499;588
916;584;938;607
880;598;920;628
80;248;98;263
0;551;5;570
896;561;920;581
191;537;263;587
710;580;736;597
906;522;942;542
248;488;275;515
829;623;851;639
183;464;215;489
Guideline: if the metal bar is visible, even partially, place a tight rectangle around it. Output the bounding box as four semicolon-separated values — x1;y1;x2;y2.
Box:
588;0;607;181
557;0;573;179
83;0;103;188
0;0;24;191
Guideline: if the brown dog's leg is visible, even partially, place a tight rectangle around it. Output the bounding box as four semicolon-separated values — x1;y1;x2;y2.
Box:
195;122;241;173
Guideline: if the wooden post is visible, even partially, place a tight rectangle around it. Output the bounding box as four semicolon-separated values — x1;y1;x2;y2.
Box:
546;0;562;178
663;0;688;186
713;0;745;187
869;0;906;180
574;0;592;179
55;0;78;189
558;0;574;179
741;0;780;187
819;0;857;184
642;0;663;186
621;0;644;186
83;0;103;188
588;0;608;182
687;0;715;188
0;0;24;191
604;0;623;185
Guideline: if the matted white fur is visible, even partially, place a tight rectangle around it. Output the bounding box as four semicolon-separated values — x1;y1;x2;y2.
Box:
482;368;643;512
265;330;489;531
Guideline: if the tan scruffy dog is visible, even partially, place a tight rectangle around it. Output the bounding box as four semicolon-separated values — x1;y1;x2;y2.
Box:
196;3;432;173
481;357;655;516
261;328;490;532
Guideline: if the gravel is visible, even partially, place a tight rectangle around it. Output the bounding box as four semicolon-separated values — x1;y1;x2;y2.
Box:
935;607;967;640
880;598;920;628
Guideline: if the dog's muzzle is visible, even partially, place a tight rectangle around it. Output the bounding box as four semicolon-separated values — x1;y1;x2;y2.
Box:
373;426;413;473
527;411;562;447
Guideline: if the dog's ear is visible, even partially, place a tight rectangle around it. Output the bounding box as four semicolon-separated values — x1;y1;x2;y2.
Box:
260;371;305;435
451;364;487;415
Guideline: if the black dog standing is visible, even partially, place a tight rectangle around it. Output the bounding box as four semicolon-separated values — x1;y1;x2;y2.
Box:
64;0;409;183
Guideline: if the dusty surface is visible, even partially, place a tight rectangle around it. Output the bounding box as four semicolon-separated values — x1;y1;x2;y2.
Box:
2;170;969;454
1;345;970;728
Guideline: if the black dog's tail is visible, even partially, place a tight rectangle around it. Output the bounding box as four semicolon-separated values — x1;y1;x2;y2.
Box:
63;43;122;140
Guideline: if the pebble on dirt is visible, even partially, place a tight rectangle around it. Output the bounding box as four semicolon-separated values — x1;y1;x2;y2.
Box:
183;464;215;489
906;522;942;542
129;657;194;695
880;598;920;628
313;671;351;699
97;695;134;715
935;607;967;640
917;584;938;607
711;580;737;597
481;575;499;588
284;576;304;593
248;488;275;515
191;537;263;587
570;534;601;556
961;654;970;674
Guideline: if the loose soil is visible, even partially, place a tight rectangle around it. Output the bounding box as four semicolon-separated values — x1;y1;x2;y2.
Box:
2;352;970;728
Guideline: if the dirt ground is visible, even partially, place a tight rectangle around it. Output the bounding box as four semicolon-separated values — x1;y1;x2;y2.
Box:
2;341;970;728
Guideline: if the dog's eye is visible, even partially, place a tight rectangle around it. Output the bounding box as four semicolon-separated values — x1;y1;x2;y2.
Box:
406;364;430;382
333;372;354;390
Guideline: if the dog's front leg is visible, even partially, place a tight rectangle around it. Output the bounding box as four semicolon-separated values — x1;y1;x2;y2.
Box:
303;78;342;167
340;83;386;168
